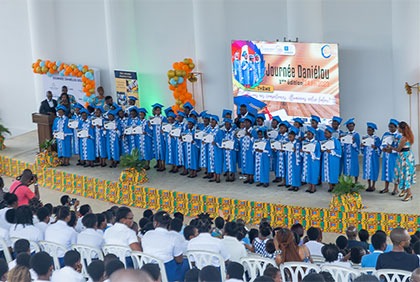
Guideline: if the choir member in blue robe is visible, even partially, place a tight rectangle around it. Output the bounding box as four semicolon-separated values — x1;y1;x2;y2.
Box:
293;117;305;141
117;108;130;156
275;121;290;187
71;103;83;162
222;109;233;120
52;105;73;166
165;113;177;173
241;51;250;87
183;102;194;118
233;51;242;82
310;115;325;141
379;119;401;195
173;112;186;173
151;103;167;171
270;116;281;182
253;127;271;187
200;114;211;178
321;126;342;192
183;118;199;178
78;108;96;167
331;116;344;174
255;114;266;127
124;96;138;116
284;126;302;191
301;127;321;193
240;116;255;184
207;116;224;183
362;122;382;192
221;118;238;182
93;107;107;167
105;110;122;168
127;107;140;154
342;118;361;182
138;108;153;169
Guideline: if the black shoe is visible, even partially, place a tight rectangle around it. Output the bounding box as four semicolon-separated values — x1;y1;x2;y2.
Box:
256;183;263;187
263;183;269;188
248;180;254;184
305;189;311;193
209;179;216;182
288;187;295;191
243;180;249;184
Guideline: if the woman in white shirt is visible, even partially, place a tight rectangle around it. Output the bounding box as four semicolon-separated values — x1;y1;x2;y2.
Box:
9;205;43;243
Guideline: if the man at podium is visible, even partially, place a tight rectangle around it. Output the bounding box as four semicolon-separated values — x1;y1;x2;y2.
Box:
39;91;57;115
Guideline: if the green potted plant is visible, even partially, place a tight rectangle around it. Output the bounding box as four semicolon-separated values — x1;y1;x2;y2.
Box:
0;123;10;150
329;175;365;212
119;149;148;184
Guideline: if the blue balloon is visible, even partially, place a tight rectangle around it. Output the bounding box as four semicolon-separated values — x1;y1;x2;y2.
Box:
59;70;65;76
77;64;82;71
178;77;184;84
170;78;176;85
47;72;52;77
56;60;61;67
83;96;88;102
40;61;45;67
85;72;93;79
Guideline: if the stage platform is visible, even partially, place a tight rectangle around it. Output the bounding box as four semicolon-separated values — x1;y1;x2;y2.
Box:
0;131;419;234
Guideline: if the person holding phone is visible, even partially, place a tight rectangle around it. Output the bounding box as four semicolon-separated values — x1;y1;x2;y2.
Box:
8;169;40;206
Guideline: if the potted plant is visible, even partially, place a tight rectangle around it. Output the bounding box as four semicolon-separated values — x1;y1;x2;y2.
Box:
119;149;148;184
0;123;10;150
329;175;365;212
36;139;60;168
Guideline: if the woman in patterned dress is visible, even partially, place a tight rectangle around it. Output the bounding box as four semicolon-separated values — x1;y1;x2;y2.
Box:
393;121;416;201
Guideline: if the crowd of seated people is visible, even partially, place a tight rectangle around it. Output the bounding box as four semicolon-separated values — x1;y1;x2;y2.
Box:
0;188;418;282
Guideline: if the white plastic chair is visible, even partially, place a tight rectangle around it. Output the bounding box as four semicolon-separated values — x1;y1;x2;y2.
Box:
38;241;68;270
311;255;325;265
240;257;277;282
131;251;168;282
102;245;133;268
72;244;104;279
280;262;321;282
185;250;226;282
359;267;375;275
373;269;412;282
0;237;12;264
321;265;361;281
10;237;40;253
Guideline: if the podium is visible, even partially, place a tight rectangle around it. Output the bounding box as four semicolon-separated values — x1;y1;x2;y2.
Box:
32;113;55;151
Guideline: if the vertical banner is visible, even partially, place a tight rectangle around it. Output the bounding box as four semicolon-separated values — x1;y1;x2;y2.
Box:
114;70;139;108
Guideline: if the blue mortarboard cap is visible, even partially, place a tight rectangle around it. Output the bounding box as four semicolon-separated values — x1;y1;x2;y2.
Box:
56;105;67;112
325;126;334;133
311;115;321;123
344;118;355;125
152;103;164;109
116;107;123;113
224;118;233;124
95;106;105;113
183;102;193;110
107;109;118;116
211;115;219;122
128;96;138;101
239;118;245;123
272;116;281;123
199;110;208;117
280;120;291;128
167;112;176;119
177;111;186;118
389;119;399;126
289;126;299;135
129;106;139;114
164;107;174;116
332;116;343;124
306;127;316;135
222;109;232;118
190;110;199;117
244;116;255;125
257;113;266;121
367;122;377;130
293;117;304;125
138;107;148;114
73;103;83;109
187;118;196;125
80;108;89;115
112;102;119;109
257;126;268;133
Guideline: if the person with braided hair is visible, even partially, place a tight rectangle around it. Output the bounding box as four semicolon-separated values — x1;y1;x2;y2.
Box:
273;228;311;266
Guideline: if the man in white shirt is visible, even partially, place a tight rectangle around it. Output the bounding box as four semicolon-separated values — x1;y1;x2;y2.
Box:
221;222;247;263
0;193;17;231
226;262;244;282
8;239;30;270
51;250;84;282
35;207;50;237
103;207;141;251
30;251;53;282
321;243;352;269
168;217;187;254
75;204;92;233
304;227;324;257
77;213;104;250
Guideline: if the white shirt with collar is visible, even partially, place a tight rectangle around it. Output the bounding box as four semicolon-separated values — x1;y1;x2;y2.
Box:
9;224;43;242
304;240;324;257
0;227;11;250
75;217;85;233
45;220;77;257
35;221;49;237
103;222;138;247
51;266;84;282
77;228;104;250
169;230;188;255
187;233;230;266
0;207;12;231
226;279;244;282
141;227;184;263
221;235;247;263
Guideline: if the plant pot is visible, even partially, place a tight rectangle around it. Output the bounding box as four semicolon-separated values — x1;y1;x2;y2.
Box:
329;192;363;212
119;168;148;185
36;150;60;168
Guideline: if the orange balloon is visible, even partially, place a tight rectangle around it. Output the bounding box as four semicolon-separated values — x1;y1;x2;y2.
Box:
169;85;175;91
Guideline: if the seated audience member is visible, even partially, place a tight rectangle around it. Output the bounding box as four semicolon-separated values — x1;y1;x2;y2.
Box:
211;216;225;238
336;235;349;258
87;260;105;282
9;205;43;242
35;207;50;236
141;263;161;282
77;213;104;250
105;257;124;279
183;225;198;243
368;230;392;253
412;268;420;282
103;207;141;251
226;261;244;282
30;252;53;282
9;169;40;206
321;243;352;268
358;229;370;251
0;259;7;282
221;221;247;263
253;223;273;258
353;274;380;282
361;232;387;268
0;193;17;231
7;265;31;282
254;276;275;282
96;213;108;233
141;211;189;281
15;253;30;268
184;268;200;282
274;228;310;265
414;241;420;258
349;246;366;268
9;239;30;270
39;91;57;115
301;273;325;282
187;213;230;266
376;227;420;272
291;223;305;245
304;227;324;257
60;195;79;211
75;204;92;232
109;269;153;282
199;265;222;282
319;271;335;282
44;206;77;261
263;265;281;282
68;211;78;229
143;209;154;220
169;217;187;253
346;226;366;250
51;250;84;282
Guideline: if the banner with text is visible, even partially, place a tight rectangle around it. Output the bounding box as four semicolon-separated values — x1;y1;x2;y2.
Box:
114;70;139;108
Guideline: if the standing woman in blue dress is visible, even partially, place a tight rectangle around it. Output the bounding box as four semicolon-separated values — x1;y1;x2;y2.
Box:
393;121;416;201
222;118;238;182
253;127;271;188
275;121;290;187
127;107;140;154
240;116;255;184
117;108;130;156
342;118;361;182
301;127;321;193
105;109;122;168
138;108;153;170
78;108;96;167
165;113;177;173
71;103;83;164
93;106;107;167
199;114;211;178
183;118;199;178
151;103;166;171
362;122;381;192
52;105;73;166
284;126;302;191
173;112;186;173
321;126;342;192
207;116;224;183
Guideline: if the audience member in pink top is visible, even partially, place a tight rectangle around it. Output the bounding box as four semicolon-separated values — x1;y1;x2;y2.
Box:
8;169;40;206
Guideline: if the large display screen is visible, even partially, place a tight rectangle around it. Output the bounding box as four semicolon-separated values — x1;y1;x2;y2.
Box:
231;40;339;122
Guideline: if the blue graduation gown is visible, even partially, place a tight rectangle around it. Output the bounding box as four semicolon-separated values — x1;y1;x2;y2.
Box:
173;122;184;166
151;115;167;161
274;132;288;178
342;131;360;177
78;119;95;161
362;135;381;181
321;137;342;184
380;132;401;182
71;114;81;155
118;117;130;156
316;128;326;141
222;127;238;173
127;117;140;154
199;125;211;168
254;138;271;184
164;123;176;165
207;127;224;174
138;119;153;161
239;129;254;175
93;118;107;159
301;138;321;185
106;121;122;161
183;128;199;170
284;140;302;187
52;116;73;158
